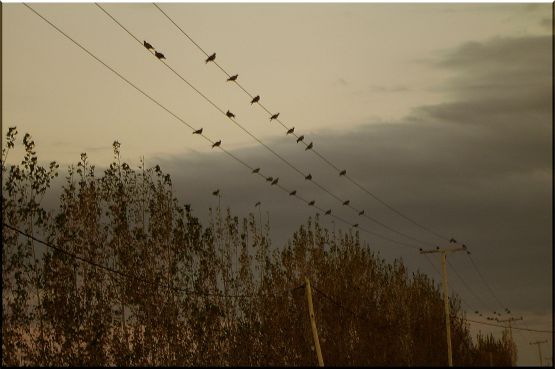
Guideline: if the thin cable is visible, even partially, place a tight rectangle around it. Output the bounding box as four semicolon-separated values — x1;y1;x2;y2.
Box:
466;253;506;311
152;3;451;243
447;258;496;314
96;4;431;251
465;318;553;334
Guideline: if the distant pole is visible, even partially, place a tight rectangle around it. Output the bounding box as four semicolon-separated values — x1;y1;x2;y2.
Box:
529;340;547;366
420;243;466;367
305;277;324;367
494;315;523;366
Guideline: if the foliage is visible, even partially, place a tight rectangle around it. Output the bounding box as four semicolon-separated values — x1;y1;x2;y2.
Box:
2;129;513;366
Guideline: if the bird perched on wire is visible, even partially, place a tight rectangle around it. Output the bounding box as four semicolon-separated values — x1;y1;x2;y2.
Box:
271;178;279;185
296;135;305;143
212;140;221;148
227;74;238;82
251;95;260;105
270;113;280;121
305;142;313;151
325;209;331;215
226;110;235;118
353;224;359;228
266;176;273;182
212;189;220;196
343;200;350;206
255;201;261;207
289;190;297;196
287;127;295;135
193;128;203;135
358;210;365;216
339;169;347;176
252;168;260;174
449;238;457;243
206;52;216;63
305;174;312;180
155;51;166;60
308;200;315;206
143;41;154;51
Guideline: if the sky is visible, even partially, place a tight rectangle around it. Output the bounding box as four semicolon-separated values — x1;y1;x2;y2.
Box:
2;2;553;366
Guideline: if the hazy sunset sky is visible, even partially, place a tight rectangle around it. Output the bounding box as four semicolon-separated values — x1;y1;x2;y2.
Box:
2;2;552;365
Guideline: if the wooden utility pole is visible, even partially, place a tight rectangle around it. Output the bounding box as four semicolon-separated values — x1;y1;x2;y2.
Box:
529;340;547;366
305;277;324;367
420;243;466;367
494;315;523;366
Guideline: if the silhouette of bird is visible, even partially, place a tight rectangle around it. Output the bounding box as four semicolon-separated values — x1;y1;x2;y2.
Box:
339;169;347;176
305;142;313;151
155;51;166;60
475;311;479;314
271;178;279;185
466;251;471;255
143;41;154;51
462;244;467;249
353;224;359;228
325;209;331;215
227;74;238;82
252;168;260;174
358;210;365;216
343;200;350;206
308;200;315;206
212;140;221;148
419;248;423;252
287;127;295;135
305;174;312;180
449;238;457;243
266;176;273;182
296;135;305;143
270;113;280;121
212;189;220;196
205;53;216;63
251;95;260;104
226;110;235;118
193;128;203;135
436;246;440;250
255;201;261;207
289;190;297;196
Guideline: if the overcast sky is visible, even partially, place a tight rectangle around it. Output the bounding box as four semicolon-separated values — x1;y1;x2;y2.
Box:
2;2;552;365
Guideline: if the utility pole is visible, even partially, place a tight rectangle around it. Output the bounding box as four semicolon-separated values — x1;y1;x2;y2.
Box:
529;340;547;366
419;242;466;367
305;277;324;367
493;315;523;366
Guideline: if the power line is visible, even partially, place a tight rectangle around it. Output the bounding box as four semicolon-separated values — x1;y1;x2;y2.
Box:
466;253;506;311
94;3;430;251
22;3;420;253
151;2;451;243
446;258;496;314
465;318;553;334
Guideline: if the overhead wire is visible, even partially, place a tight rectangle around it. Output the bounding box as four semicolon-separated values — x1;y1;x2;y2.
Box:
23;3;420;253
151;2;451;244
94;3;430;251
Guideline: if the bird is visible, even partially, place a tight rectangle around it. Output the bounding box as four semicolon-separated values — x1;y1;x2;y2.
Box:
358;210;365;216
343;200;350;206
449;238;457;243
289;190;297;196
305;142;313;151
212;140;221;148
251;95;260;104
286;127;295;135
475;311;479;314
419;248;423;252
155;51;166;60
212;189;220;196
325;209;331;215
255;201;261;207
353;224;359;228
193;128;203;135
466;251;471;255
205;52;216;63
266;176;273;182
270;113;280;121
271;178;279;185
227;74;238;82
226;110;235;119
143;41;154;51
436;246;440;250
252;168;260;174
305;174;312;180
339;169;347;176
296;135;305;143
308;200;315;206
462;244;467;249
